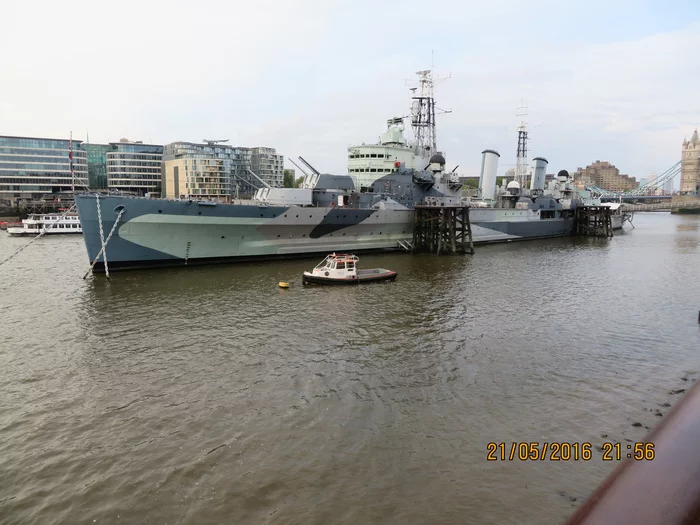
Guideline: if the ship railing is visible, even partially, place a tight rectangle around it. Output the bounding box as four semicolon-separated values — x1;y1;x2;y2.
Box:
564;380;700;525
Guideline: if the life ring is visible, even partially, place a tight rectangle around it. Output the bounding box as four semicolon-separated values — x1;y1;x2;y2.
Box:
330;202;336;208
325;271;329;276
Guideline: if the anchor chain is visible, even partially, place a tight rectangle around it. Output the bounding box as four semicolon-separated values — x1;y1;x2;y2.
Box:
0;204;77;268
83;196;125;280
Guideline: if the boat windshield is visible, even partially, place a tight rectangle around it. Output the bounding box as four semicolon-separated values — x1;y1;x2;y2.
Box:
313;254;359;271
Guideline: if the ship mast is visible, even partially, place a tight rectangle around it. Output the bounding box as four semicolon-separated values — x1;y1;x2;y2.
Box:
411;70;436;157
409;69;451;159
515;101;529;188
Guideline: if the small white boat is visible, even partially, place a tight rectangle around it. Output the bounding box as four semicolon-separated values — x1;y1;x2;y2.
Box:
302;253;398;285
7;213;82;236
599;202;630;230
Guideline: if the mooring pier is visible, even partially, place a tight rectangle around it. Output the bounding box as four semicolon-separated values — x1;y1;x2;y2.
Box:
574;205;614;237
411;205;475;255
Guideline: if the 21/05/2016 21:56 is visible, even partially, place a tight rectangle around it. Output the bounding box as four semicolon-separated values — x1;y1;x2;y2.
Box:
486;442;655;461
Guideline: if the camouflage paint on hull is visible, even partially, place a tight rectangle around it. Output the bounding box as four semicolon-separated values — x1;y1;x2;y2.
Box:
76;194;575;272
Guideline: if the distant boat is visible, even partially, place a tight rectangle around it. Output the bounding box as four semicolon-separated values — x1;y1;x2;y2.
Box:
302;253;397;285
599;202;628;230
6;213;82;236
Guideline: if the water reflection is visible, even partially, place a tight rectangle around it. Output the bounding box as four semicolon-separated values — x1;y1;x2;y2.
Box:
2;214;700;525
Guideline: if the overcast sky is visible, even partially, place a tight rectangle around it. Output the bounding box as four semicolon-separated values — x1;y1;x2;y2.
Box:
2;0;699;185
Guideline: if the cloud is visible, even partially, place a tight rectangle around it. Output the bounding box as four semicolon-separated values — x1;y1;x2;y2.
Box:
1;0;698;187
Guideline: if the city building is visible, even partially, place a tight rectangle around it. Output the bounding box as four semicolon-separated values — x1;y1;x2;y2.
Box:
663;178;674;194
681;129;700;196
162;142;234;201
250;147;284;188
347;118;429;190
503;168;515;180
573;161;638;192
83;143;110;190
641;173;673;195
106;139;163;196
162;141;284;201
0;135;88;205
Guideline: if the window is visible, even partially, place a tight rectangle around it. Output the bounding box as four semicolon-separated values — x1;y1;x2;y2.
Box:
337;262;346;269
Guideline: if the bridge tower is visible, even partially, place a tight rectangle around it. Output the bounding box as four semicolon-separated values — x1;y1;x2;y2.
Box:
681;129;700;196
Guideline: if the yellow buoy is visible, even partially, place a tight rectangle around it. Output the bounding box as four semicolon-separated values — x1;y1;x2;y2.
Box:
278;281;290;289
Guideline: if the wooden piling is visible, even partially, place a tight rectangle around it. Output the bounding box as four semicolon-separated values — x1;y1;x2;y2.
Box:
412;205;474;255
574;206;614;237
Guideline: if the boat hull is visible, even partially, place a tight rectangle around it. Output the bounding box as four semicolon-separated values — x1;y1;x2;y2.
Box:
75;195;576;272
302;269;397;285
7;230;82;236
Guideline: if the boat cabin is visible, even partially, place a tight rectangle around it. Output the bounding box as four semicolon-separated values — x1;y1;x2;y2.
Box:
311;253;359;279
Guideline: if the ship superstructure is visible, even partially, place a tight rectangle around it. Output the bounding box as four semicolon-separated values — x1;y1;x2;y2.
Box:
348;70;449;190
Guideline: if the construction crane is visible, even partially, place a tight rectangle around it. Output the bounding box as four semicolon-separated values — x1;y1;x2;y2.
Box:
203;139;229;146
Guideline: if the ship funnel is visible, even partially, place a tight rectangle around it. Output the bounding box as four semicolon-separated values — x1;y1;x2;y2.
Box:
530;157;548;191
479;149;500;200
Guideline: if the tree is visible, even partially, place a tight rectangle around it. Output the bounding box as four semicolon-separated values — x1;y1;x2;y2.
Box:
283;169;295;188
294;177;305;188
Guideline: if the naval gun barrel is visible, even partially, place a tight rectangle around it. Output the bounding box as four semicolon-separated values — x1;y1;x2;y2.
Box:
564;380;700;525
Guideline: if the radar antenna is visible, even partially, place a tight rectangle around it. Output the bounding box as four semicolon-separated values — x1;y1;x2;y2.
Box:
203;139;229;146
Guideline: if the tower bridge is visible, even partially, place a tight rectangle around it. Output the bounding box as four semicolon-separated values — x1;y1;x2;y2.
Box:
583;129;699;202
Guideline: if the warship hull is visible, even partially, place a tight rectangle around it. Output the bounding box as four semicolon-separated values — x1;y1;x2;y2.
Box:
76;194;574;272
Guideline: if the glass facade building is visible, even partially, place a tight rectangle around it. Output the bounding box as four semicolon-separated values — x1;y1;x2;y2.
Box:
0;135;89;205
83;143;111;190
106;140;163;196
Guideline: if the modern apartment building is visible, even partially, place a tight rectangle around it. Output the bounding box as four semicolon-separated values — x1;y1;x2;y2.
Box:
162;141;284;200
681;130;700;196
106;139;163;196
250;147;284;188
162;142;234;201
0;135;88;205
573;161;638;192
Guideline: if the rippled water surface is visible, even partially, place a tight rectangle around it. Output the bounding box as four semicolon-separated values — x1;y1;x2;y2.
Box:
1;212;699;524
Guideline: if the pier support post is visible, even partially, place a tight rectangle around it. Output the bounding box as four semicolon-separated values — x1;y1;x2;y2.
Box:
574;206;613;238
412;206;474;255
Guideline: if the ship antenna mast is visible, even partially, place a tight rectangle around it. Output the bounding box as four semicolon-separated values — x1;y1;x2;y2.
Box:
409;69;451;158
515;100;529;187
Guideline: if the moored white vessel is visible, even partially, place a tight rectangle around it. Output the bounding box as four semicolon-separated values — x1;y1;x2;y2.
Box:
302;253;397;285
7;213;82;236
599;202;629;230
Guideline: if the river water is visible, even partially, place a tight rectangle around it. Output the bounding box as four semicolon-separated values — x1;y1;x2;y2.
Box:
1;212;699;525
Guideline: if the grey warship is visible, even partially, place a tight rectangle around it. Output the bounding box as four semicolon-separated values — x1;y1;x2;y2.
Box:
75;71;580;272
76;156;578;272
